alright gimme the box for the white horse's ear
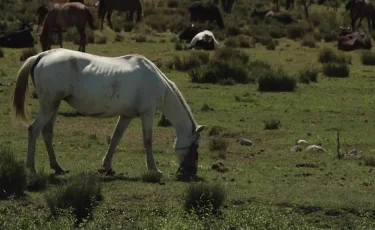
[196,125,206,133]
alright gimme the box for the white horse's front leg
[102,116,133,174]
[141,112,162,175]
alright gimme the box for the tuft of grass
[287,24,306,40]
[172,54,201,71]
[135,35,147,43]
[26,168,49,192]
[0,48,4,58]
[141,171,162,183]
[301,34,317,48]
[209,137,228,152]
[114,33,124,42]
[208,126,225,137]
[45,172,103,222]
[0,148,27,199]
[361,51,375,65]
[201,103,214,112]
[20,48,37,61]
[363,156,375,167]
[298,67,319,84]
[322,63,349,78]
[95,34,107,44]
[264,119,281,130]
[258,68,297,92]
[318,47,351,64]
[184,182,226,216]
[214,47,249,65]
[158,114,172,127]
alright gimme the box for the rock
[291,145,303,152]
[240,138,253,146]
[212,162,229,173]
[305,145,326,152]
[297,139,308,145]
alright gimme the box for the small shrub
[361,51,375,65]
[209,137,228,152]
[20,48,37,61]
[114,33,124,42]
[158,114,172,127]
[199,59,250,84]
[301,34,317,48]
[266,42,276,50]
[0,48,4,58]
[141,171,162,183]
[364,156,375,167]
[45,172,103,222]
[298,67,319,84]
[214,47,249,65]
[123,22,135,32]
[258,68,297,92]
[208,126,225,137]
[95,34,107,44]
[264,119,281,130]
[226,26,242,37]
[201,103,214,112]
[318,47,350,64]
[167,0,179,8]
[225,35,254,48]
[184,182,226,216]
[135,35,147,43]
[287,24,306,40]
[175,41,184,51]
[26,168,49,192]
[172,54,201,71]
[0,148,27,199]
[195,51,210,64]
[322,63,349,78]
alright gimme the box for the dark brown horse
[35,0,85,44]
[346,0,375,31]
[39,2,96,52]
[188,2,225,29]
[98,0,143,30]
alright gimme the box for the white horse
[12,48,205,176]
[188,30,219,50]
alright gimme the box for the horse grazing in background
[188,2,225,29]
[39,2,96,52]
[11,48,206,177]
[179,24,201,41]
[346,0,375,32]
[98,0,143,30]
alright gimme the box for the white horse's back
[33,49,166,118]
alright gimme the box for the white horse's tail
[12,54,42,125]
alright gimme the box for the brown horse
[40,2,96,52]
[98,0,143,30]
[346,0,375,32]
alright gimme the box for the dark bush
[301,34,317,48]
[322,63,349,78]
[0,148,26,199]
[298,67,319,84]
[264,119,281,130]
[361,51,375,65]
[258,68,297,92]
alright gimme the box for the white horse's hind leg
[141,111,162,174]
[26,104,60,173]
[41,106,66,175]
[102,116,133,174]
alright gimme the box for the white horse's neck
[161,82,195,141]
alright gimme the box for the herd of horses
[2,0,375,52]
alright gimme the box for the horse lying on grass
[12,48,206,177]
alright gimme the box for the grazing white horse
[12,48,205,176]
[188,30,219,50]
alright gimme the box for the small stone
[297,139,308,145]
[240,138,253,146]
[305,145,326,152]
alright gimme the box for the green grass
[0,0,374,229]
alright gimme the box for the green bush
[301,34,317,48]
[114,33,124,42]
[318,47,350,64]
[26,168,49,192]
[298,67,319,84]
[184,182,226,216]
[209,137,228,152]
[264,119,281,130]
[361,51,375,65]
[95,34,107,44]
[45,172,103,222]
[141,171,162,183]
[258,68,297,92]
[322,63,350,78]
[214,47,249,65]
[172,54,201,71]
[0,148,26,199]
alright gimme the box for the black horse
[179,24,201,41]
[188,2,225,29]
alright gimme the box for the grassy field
[0,0,375,229]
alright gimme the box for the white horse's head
[173,125,205,176]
